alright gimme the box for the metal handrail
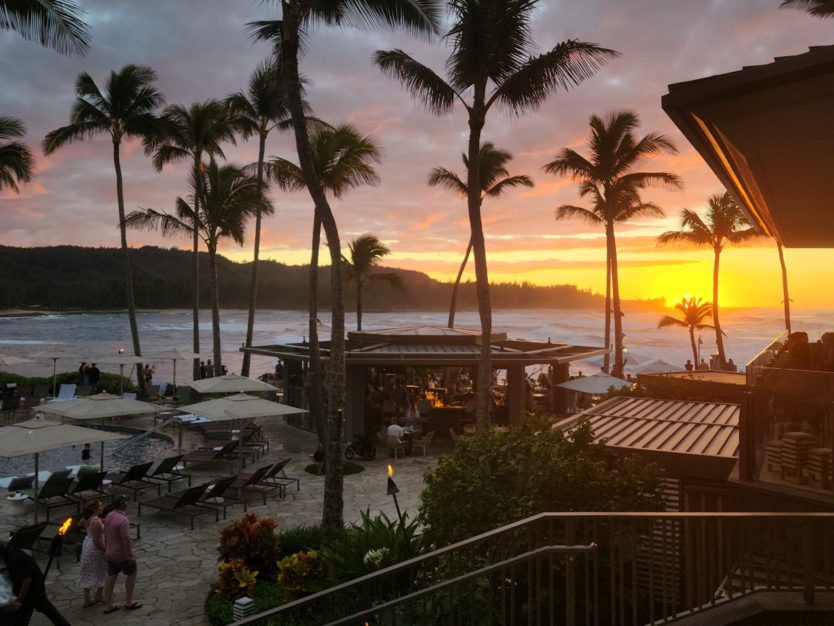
[231,512,834,625]
[112,415,180,454]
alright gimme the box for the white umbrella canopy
[0,354,35,367]
[179,393,305,422]
[631,359,684,375]
[587,351,649,368]
[188,374,278,394]
[38,392,161,420]
[557,374,633,395]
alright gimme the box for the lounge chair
[30,477,76,520]
[45,469,72,484]
[413,431,436,456]
[144,455,191,492]
[261,458,300,497]
[181,440,239,468]
[196,475,241,520]
[7,474,35,493]
[68,471,107,508]
[54,384,76,401]
[107,461,160,501]
[230,465,279,511]
[137,484,218,530]
[8,521,50,559]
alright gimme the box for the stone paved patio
[0,419,441,625]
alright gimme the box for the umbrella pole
[178,419,183,453]
[52,359,57,398]
[173,359,177,400]
[120,364,125,396]
[34,452,39,524]
[100,417,105,471]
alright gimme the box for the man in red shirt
[103,494,141,613]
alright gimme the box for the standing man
[87,363,101,393]
[103,494,141,613]
[0,540,69,625]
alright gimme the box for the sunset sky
[2,1,834,309]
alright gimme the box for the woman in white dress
[77,499,107,607]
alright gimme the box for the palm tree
[777,240,792,334]
[145,100,235,377]
[270,123,381,446]
[545,111,681,378]
[1,0,89,54]
[375,0,616,428]
[43,65,164,392]
[658,297,716,366]
[428,143,533,328]
[125,161,270,376]
[226,59,297,378]
[658,192,757,369]
[781,0,834,17]
[0,116,34,192]
[343,235,401,331]
[248,0,441,531]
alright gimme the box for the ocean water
[0,307,829,382]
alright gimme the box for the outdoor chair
[261,458,300,497]
[387,436,406,459]
[137,484,219,530]
[54,384,76,401]
[230,465,279,511]
[44,469,72,484]
[145,455,191,492]
[413,431,436,456]
[30,476,76,520]
[181,440,240,469]
[8,521,49,559]
[7,474,35,493]
[68,471,107,508]
[107,461,160,501]
[197,475,241,520]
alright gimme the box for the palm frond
[485,174,533,197]
[555,204,602,224]
[0,0,90,54]
[0,117,34,192]
[374,49,458,114]
[42,121,104,154]
[267,157,306,192]
[428,167,467,195]
[123,208,193,239]
[542,147,595,180]
[780,0,834,17]
[306,0,442,40]
[657,315,688,329]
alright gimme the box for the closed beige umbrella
[187,374,278,395]
[0,417,127,522]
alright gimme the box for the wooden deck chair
[107,461,159,501]
[145,455,191,492]
[138,484,218,530]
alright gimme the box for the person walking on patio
[0,540,70,625]
[78,500,107,607]
[103,494,141,613]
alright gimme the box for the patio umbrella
[0,416,127,522]
[94,354,148,394]
[187,374,278,395]
[587,351,649,368]
[178,393,303,421]
[146,348,201,392]
[29,350,74,398]
[630,359,684,375]
[0,354,35,367]
[557,374,633,395]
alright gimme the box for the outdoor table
[6,492,27,512]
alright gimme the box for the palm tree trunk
[241,130,268,378]
[281,5,344,532]
[208,245,222,376]
[191,157,202,380]
[688,326,698,365]
[309,212,325,445]
[112,139,145,394]
[448,238,472,329]
[356,278,363,331]
[777,240,792,334]
[712,247,726,368]
[468,102,492,430]
[607,221,625,378]
[603,252,611,373]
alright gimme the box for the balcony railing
[232,512,834,626]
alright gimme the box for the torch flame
[58,517,73,536]
[387,464,394,478]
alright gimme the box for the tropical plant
[248,0,442,533]
[275,525,328,559]
[216,558,259,599]
[545,111,681,378]
[429,143,533,328]
[226,59,297,378]
[125,161,269,376]
[657,297,717,366]
[0,0,89,54]
[657,192,757,368]
[145,100,235,378]
[276,550,329,601]
[0,116,34,192]
[269,122,380,448]
[342,235,401,331]
[420,418,663,547]
[781,0,834,17]
[375,0,616,427]
[43,65,164,392]
[216,513,281,579]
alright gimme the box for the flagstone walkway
[0,420,440,626]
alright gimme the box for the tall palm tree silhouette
[658,297,717,366]
[658,192,757,368]
[546,111,681,378]
[429,143,533,328]
[44,65,164,391]
[343,235,402,331]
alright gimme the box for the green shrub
[324,510,422,583]
[218,513,281,580]
[277,550,329,601]
[215,558,258,600]
[304,461,364,476]
[419,417,664,547]
[0,370,135,395]
[276,525,328,559]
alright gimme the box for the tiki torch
[386,465,408,543]
[43,516,72,579]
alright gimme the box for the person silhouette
[684,359,694,372]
